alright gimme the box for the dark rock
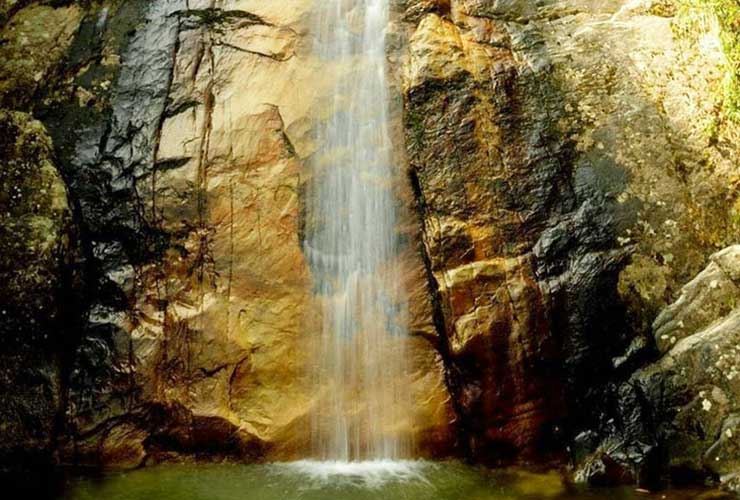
[583,247,740,491]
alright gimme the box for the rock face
[647,247,740,484]
[401,4,572,462]
[2,0,452,468]
[398,0,739,474]
[0,0,739,493]
[62,0,321,465]
[584,247,740,489]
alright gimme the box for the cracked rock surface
[398,0,740,487]
[2,0,453,467]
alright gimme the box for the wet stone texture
[605,247,740,491]
[0,110,77,471]
[3,0,453,469]
[398,0,740,490]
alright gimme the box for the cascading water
[304,0,411,462]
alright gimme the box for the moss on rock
[0,110,75,468]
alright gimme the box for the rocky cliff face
[1,0,739,493]
[398,0,740,486]
[1,0,452,468]
[600,246,740,490]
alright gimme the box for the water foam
[277,460,430,487]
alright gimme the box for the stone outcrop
[398,0,739,475]
[0,2,83,109]
[581,247,740,490]
[401,2,572,462]
[646,247,740,485]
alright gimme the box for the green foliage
[675,0,740,123]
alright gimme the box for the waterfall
[305,0,411,462]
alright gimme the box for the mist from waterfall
[304,0,411,462]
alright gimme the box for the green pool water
[50,461,732,500]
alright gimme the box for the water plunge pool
[38,461,731,500]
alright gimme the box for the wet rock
[0,0,738,481]
[653,247,740,354]
[576,451,636,487]
[98,422,149,469]
[27,0,453,465]
[402,0,739,473]
[591,247,740,490]
[0,3,83,109]
[402,3,571,462]
[639,248,740,488]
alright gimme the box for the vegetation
[675,0,740,123]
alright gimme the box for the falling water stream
[304,0,411,462]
